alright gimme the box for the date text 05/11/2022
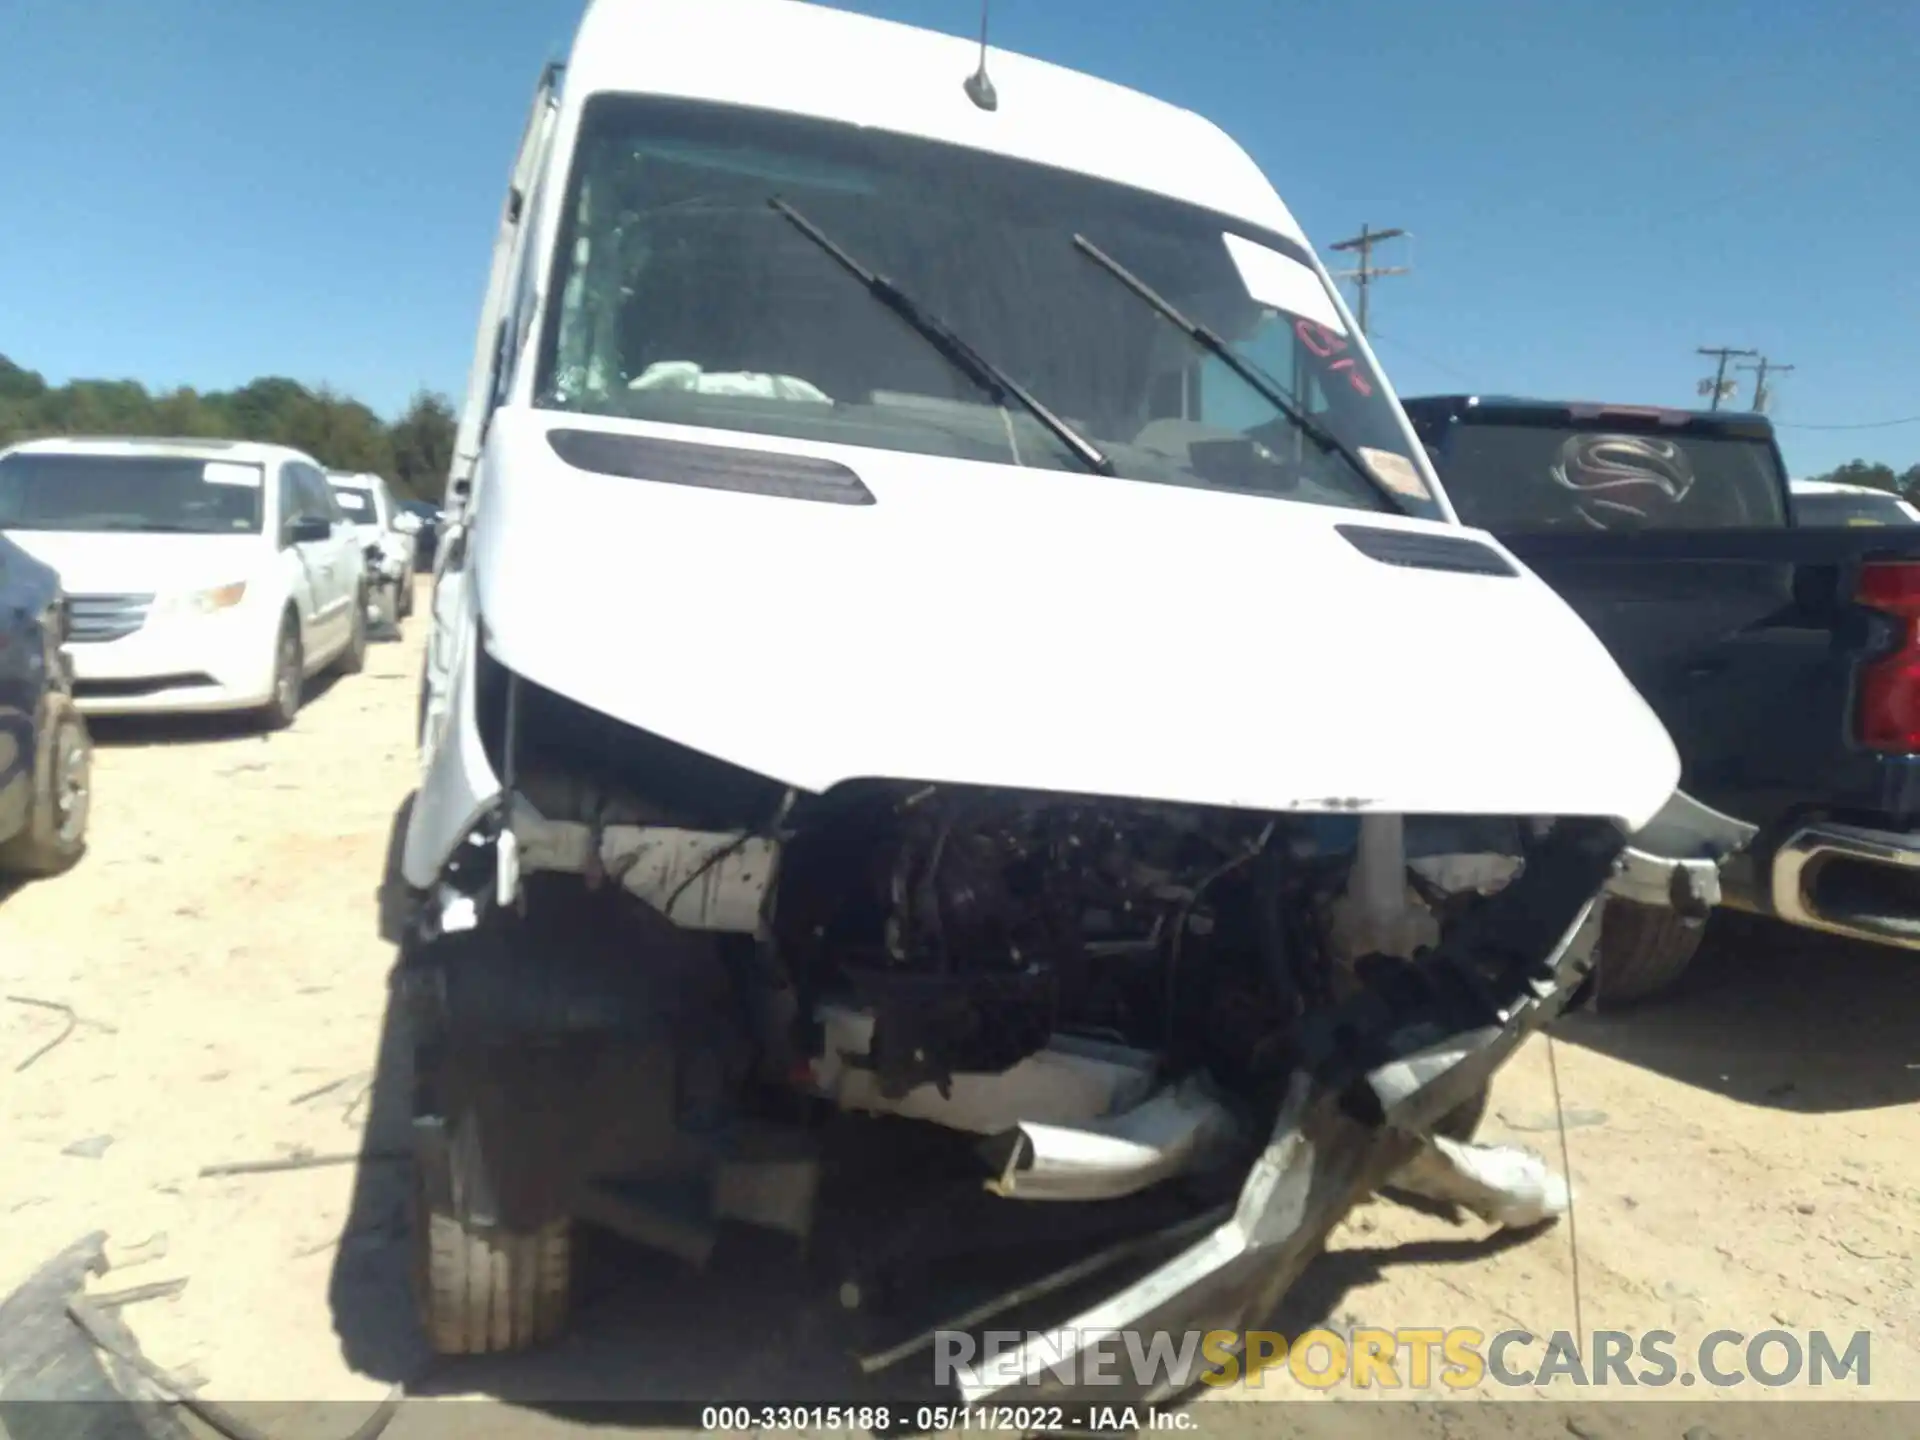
[698,1405,1198,1432]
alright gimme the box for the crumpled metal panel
[952,819,1620,1405]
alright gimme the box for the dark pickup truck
[1401,394,1920,1003]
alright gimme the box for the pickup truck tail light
[1855,561,1920,751]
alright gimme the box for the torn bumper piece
[1604,788,1757,918]
[949,819,1620,1406]
[979,1075,1244,1204]
[1606,843,1721,916]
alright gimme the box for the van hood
[0,529,264,597]
[471,408,1682,831]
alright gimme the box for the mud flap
[952,819,1619,1405]
[0,1232,191,1440]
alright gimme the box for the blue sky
[6,0,1915,476]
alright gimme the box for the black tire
[1592,899,1708,1009]
[397,574,415,620]
[411,1158,573,1356]
[336,588,369,674]
[259,615,304,731]
[1433,1084,1491,1143]
[408,1019,574,1355]
[0,695,91,877]
[404,931,575,1357]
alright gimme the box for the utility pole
[1328,224,1410,335]
[1738,356,1794,414]
[1696,346,1757,410]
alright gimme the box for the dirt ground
[2,581,1914,1437]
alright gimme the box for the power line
[1328,224,1410,335]
[1695,346,1756,410]
[1776,414,1920,431]
[1736,356,1793,414]
[1367,328,1476,385]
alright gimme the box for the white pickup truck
[389,0,1696,1398]
[1789,476,1920,527]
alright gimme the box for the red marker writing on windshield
[1295,318,1374,398]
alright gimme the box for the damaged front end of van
[388,5,1692,1403]
[386,433,1681,1394]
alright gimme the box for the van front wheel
[411,1153,573,1356]
[259,618,303,731]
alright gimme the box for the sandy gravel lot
[2,583,1914,1436]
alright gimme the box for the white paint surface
[546,0,1309,258]
[447,407,1679,837]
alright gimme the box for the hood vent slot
[1335,524,1517,577]
[546,430,876,506]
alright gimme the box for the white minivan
[329,469,419,630]
[0,437,369,728]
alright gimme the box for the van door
[276,463,325,659]
[283,462,348,660]
[421,62,563,758]
[302,463,357,655]
[443,60,565,529]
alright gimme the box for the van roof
[1790,478,1894,497]
[1,435,305,467]
[564,0,1305,246]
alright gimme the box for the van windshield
[0,452,266,534]
[331,485,381,524]
[533,95,1438,519]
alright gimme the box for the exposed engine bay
[415,660,1579,1206]
[769,789,1514,1179]
[395,655,1618,1393]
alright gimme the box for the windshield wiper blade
[1070,233,1400,511]
[770,197,1114,476]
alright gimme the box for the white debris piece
[1395,1134,1573,1229]
[809,1007,1158,1136]
[984,1074,1243,1202]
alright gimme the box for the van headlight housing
[157,582,248,616]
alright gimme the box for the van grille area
[67,593,155,644]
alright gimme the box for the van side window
[314,469,346,524]
[277,465,304,544]
[291,465,336,527]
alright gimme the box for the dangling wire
[1545,1032,1585,1343]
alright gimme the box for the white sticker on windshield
[335,492,368,511]
[202,461,261,487]
[1359,447,1431,501]
[1221,234,1348,334]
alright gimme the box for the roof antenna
[963,0,998,111]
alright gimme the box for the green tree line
[0,354,456,503]
[1802,458,1920,498]
[9,348,1910,509]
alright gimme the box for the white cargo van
[391,0,1693,1397]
